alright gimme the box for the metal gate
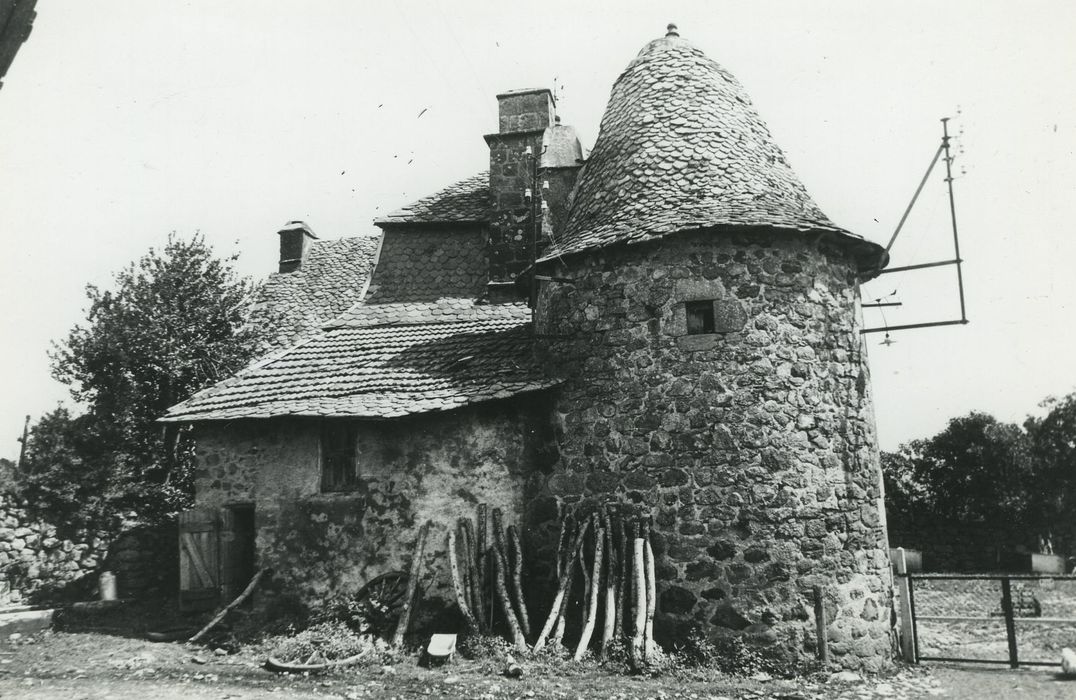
[895,566,1076,668]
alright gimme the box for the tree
[882,412,1033,526]
[40,233,259,519]
[1024,393,1076,552]
[17,406,107,524]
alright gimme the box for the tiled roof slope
[375,172,491,225]
[541,33,871,262]
[365,228,487,303]
[161,302,556,421]
[250,235,380,351]
[330,297,528,328]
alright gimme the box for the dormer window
[686,300,715,335]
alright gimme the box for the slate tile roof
[331,297,530,328]
[250,235,380,352]
[540,33,873,263]
[162,299,554,422]
[375,172,491,225]
[364,228,487,303]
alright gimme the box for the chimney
[277,221,317,273]
[484,88,581,301]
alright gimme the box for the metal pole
[885,144,945,253]
[1000,577,1019,668]
[941,118,968,322]
[878,259,961,275]
[861,319,968,335]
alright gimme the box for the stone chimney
[484,89,582,300]
[277,221,317,273]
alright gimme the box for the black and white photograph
[1,2,1076,698]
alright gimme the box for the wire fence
[904,574,1076,667]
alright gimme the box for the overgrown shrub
[672,628,819,678]
[267,621,395,666]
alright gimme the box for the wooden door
[178,506,220,612]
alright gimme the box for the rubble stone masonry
[193,400,554,620]
[534,229,894,670]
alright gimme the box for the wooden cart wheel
[351,570,410,635]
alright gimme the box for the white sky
[2,1,1075,460]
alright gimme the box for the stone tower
[533,27,893,669]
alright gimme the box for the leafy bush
[268,621,394,666]
[672,628,818,678]
[458,633,512,660]
[313,592,381,636]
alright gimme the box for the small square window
[320,422,358,492]
[686,300,715,335]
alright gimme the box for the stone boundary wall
[0,495,176,604]
[887,517,1040,572]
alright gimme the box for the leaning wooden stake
[461,517,486,632]
[493,544,528,653]
[508,525,531,638]
[630,522,647,670]
[493,508,526,636]
[642,519,657,659]
[392,520,431,648]
[617,513,629,637]
[477,503,488,612]
[553,518,590,647]
[448,529,480,635]
[600,509,617,659]
[189,568,269,644]
[555,512,572,579]
[533,517,589,653]
[456,520,474,612]
[574,517,605,661]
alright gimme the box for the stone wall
[192,397,555,619]
[533,229,894,670]
[0,495,175,604]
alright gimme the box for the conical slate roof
[541,29,871,262]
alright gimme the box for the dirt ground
[2,630,1075,700]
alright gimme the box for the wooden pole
[1001,577,1019,669]
[456,520,474,611]
[493,545,528,653]
[448,529,480,635]
[813,585,829,665]
[617,513,628,637]
[894,547,917,663]
[642,519,656,660]
[461,517,486,632]
[555,512,572,580]
[630,523,646,670]
[508,525,531,638]
[600,509,617,659]
[533,518,588,653]
[574,517,604,661]
[189,568,268,644]
[493,509,526,635]
[392,520,431,648]
[477,503,488,618]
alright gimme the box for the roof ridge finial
[666,23,679,38]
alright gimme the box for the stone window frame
[319,421,359,492]
[685,299,717,335]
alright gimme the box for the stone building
[164,27,894,668]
